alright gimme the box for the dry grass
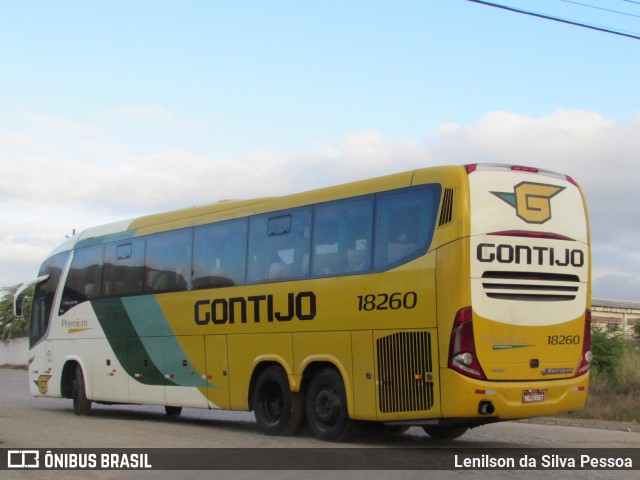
[561,345,640,423]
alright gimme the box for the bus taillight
[511,165,539,173]
[577,309,592,376]
[448,307,486,380]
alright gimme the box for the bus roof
[65,168,438,251]
[45,163,581,258]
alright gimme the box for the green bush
[590,327,625,377]
[0,284,32,341]
[562,333,640,421]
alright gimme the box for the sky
[1,0,640,301]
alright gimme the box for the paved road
[1,368,638,480]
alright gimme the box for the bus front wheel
[305,368,356,441]
[72,366,92,416]
[252,366,304,436]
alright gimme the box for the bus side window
[374,185,441,271]
[103,238,145,297]
[248,207,312,284]
[193,219,248,289]
[145,229,192,293]
[60,245,104,314]
[312,196,374,276]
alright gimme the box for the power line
[468,0,640,40]
[558,0,640,19]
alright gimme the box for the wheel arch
[247,356,355,417]
[300,358,354,418]
[60,357,88,400]
[247,356,354,415]
[247,360,289,410]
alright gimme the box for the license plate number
[523,390,545,403]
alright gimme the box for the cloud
[423,109,640,301]
[592,274,640,302]
[22,113,98,135]
[99,105,205,126]
[1,108,639,300]
[428,109,640,246]
[283,131,431,192]
[430,109,615,168]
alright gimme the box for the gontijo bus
[14,164,591,441]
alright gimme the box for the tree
[590,327,625,377]
[0,284,32,340]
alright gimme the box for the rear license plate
[523,390,545,404]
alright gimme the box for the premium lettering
[477,243,585,268]
[194,291,316,326]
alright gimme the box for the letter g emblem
[492,182,565,224]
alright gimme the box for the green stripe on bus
[122,296,214,388]
[91,296,216,389]
[91,297,172,387]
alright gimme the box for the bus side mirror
[14,292,24,318]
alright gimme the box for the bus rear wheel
[422,426,468,440]
[72,367,92,416]
[253,366,304,436]
[305,368,356,441]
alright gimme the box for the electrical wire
[468,0,640,40]
[558,0,640,19]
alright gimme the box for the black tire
[72,366,92,416]
[305,368,356,441]
[360,422,411,436]
[422,426,468,440]
[165,406,183,416]
[253,366,304,436]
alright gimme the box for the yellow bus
[15,164,591,441]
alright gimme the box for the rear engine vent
[438,188,454,226]
[376,331,434,413]
[482,271,580,301]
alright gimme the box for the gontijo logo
[492,182,565,224]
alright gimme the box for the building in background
[592,299,640,338]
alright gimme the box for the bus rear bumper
[440,369,590,421]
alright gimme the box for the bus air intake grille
[481,271,580,301]
[438,188,454,226]
[376,331,434,413]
